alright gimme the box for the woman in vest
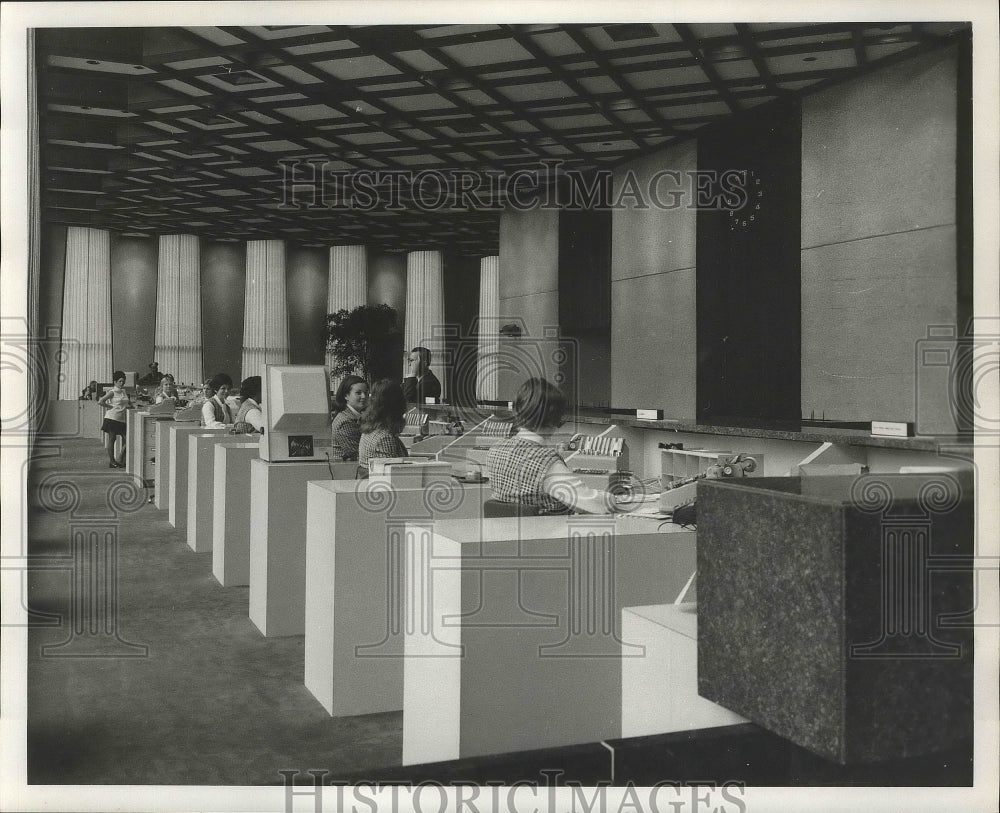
[201,373,233,428]
[330,375,368,460]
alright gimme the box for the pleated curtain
[476,255,500,401]
[242,239,289,377]
[404,250,445,398]
[153,234,203,386]
[27,30,43,434]
[57,227,112,399]
[326,245,368,378]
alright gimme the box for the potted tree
[325,303,402,382]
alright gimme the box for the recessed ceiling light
[605,98,638,112]
[803,56,818,62]
[213,70,268,87]
[603,24,657,43]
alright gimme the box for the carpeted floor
[26,437,402,785]
[23,437,974,789]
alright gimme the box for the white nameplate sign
[871,421,912,437]
[636,409,664,421]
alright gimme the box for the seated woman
[330,375,368,461]
[201,373,234,428]
[358,379,408,468]
[154,374,179,403]
[486,377,616,515]
[97,370,131,468]
[232,376,263,434]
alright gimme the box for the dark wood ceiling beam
[673,24,742,116]
[559,26,684,144]
[733,23,784,97]
[320,25,587,169]
[173,27,502,174]
[503,25,657,151]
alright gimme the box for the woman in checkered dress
[358,379,408,468]
[486,377,615,514]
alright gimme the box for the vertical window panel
[58,227,111,399]
[154,234,203,386]
[242,239,289,377]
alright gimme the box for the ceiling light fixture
[603,23,658,43]
[605,98,639,112]
[439,77,473,92]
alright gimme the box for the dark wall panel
[443,254,481,406]
[697,101,802,423]
[200,240,246,384]
[109,235,158,377]
[559,209,611,407]
[287,245,328,365]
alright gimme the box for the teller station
[125,363,974,771]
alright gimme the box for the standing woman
[330,375,368,461]
[358,379,407,468]
[97,371,131,468]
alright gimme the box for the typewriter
[399,408,430,449]
[566,434,631,490]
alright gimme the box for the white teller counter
[248,458,358,637]
[304,476,490,717]
[212,439,260,587]
[402,514,696,765]
[187,432,240,553]
[167,425,228,530]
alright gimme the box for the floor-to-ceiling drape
[326,245,368,379]
[476,255,500,401]
[242,239,289,377]
[404,250,445,397]
[58,227,112,399]
[154,234,203,386]
[27,29,42,434]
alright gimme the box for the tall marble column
[404,250,445,397]
[154,234,202,386]
[326,245,368,378]
[242,239,289,377]
[476,255,500,401]
[58,227,112,398]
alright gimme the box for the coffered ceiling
[36,21,970,256]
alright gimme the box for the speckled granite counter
[416,403,971,454]
[696,473,974,764]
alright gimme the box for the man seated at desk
[402,346,441,405]
[138,361,165,386]
[486,377,617,515]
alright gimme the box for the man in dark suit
[138,361,164,386]
[402,346,441,404]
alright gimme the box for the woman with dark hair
[232,375,263,434]
[97,370,131,468]
[201,372,234,428]
[330,375,368,461]
[486,377,615,514]
[358,379,407,467]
